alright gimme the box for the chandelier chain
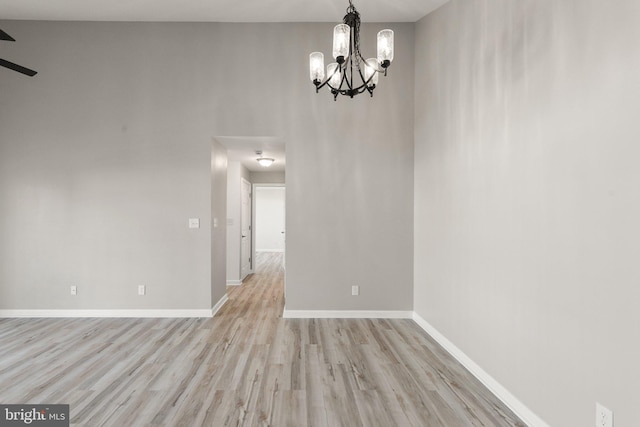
[344,3,363,68]
[347,0,355,14]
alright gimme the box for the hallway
[207,251,525,426]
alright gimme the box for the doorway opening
[252,184,285,274]
[217,136,285,287]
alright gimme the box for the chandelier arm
[355,49,385,74]
[315,61,382,95]
[315,79,330,91]
[335,79,370,96]
[338,63,350,92]
[316,63,343,91]
[328,60,374,96]
[344,57,355,93]
[356,64,375,88]
[327,62,349,92]
[337,84,369,96]
[357,53,375,73]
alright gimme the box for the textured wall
[413,1,640,425]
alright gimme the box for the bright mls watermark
[0,405,69,426]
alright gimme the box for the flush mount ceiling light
[309,0,394,100]
[256,151,275,167]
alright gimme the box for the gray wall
[0,20,414,313]
[0,21,214,310]
[285,24,415,312]
[413,1,640,426]
[250,171,285,184]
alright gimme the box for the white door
[241,178,252,280]
[255,187,286,253]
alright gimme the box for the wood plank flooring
[0,252,525,426]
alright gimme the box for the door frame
[251,183,286,272]
[241,177,253,280]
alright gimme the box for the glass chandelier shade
[327,62,342,87]
[364,58,379,87]
[377,29,394,65]
[309,52,325,82]
[332,24,350,61]
[309,0,394,100]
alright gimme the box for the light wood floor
[0,252,525,426]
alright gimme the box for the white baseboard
[226,280,242,286]
[0,309,214,318]
[282,309,413,319]
[256,249,284,253]
[210,294,228,316]
[412,312,549,427]
[0,295,230,319]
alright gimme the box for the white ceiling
[0,0,448,23]
[216,136,286,173]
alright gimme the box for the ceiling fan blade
[0,58,37,76]
[0,29,16,41]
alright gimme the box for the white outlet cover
[351,285,359,296]
[596,402,613,427]
[138,285,146,296]
[189,218,200,229]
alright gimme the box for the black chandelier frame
[312,0,391,100]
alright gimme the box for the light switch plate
[189,218,200,229]
[596,402,613,427]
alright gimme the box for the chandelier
[309,0,394,100]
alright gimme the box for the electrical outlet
[351,285,359,296]
[138,285,146,296]
[70,285,77,296]
[596,403,613,427]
